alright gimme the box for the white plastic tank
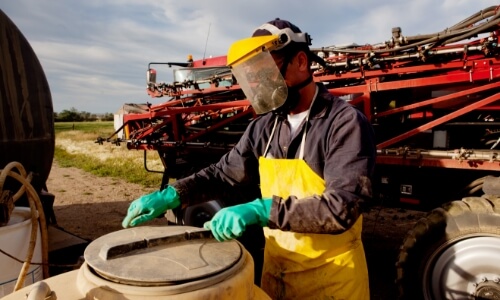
[0,207,42,297]
[2,226,270,299]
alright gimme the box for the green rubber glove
[204,198,272,242]
[122,186,180,228]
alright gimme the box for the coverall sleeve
[170,120,262,208]
[268,107,376,234]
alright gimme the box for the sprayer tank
[0,9,55,193]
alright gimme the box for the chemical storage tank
[2,226,271,299]
[0,9,55,195]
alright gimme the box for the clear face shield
[231,51,288,114]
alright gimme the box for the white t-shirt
[287,110,309,136]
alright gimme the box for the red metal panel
[183,109,254,142]
[377,93,500,149]
[192,55,227,67]
[316,58,500,83]
[370,68,500,91]
[377,155,500,171]
[375,81,500,118]
[123,100,251,122]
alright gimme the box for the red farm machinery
[101,6,500,299]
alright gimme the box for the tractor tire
[182,200,223,228]
[396,195,500,300]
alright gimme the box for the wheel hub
[474,280,500,299]
[425,236,500,299]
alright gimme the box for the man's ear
[296,51,310,71]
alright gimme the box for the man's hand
[122,186,180,228]
[204,198,272,242]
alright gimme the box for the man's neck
[289,83,317,115]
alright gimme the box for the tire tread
[396,195,500,299]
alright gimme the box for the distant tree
[101,113,114,121]
[57,107,82,122]
[54,108,114,122]
[80,111,98,121]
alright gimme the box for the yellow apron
[258,114,370,300]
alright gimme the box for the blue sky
[3,0,500,113]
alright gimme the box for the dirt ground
[46,161,427,299]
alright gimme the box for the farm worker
[122,18,376,300]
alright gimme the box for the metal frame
[100,17,500,176]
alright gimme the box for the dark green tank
[0,9,54,194]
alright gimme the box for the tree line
[54,107,114,122]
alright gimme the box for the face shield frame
[226,27,311,114]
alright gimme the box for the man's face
[272,54,285,67]
[271,53,285,73]
[271,52,301,87]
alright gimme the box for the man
[122,18,376,300]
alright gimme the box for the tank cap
[84,226,242,286]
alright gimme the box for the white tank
[2,226,270,299]
[0,207,42,297]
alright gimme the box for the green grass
[55,121,115,136]
[54,122,163,188]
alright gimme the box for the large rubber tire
[182,200,223,228]
[396,195,500,300]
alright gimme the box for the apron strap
[264,86,319,159]
[264,117,279,158]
